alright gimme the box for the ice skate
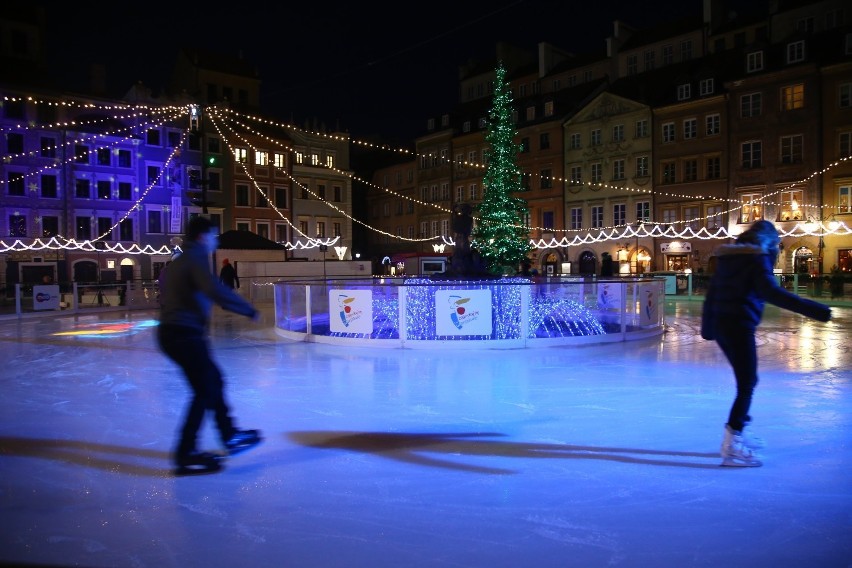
[175,451,225,476]
[720,425,762,467]
[225,429,263,456]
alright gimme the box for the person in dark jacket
[158,217,262,475]
[219,258,239,289]
[701,220,831,467]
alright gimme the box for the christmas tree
[472,62,532,275]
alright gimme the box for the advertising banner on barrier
[33,285,60,311]
[329,290,373,334]
[435,289,492,336]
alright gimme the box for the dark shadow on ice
[288,431,723,473]
[0,436,172,477]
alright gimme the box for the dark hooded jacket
[159,240,257,331]
[701,243,830,339]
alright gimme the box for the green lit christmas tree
[472,62,532,275]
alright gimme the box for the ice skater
[157,216,262,475]
[701,220,831,467]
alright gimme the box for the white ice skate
[721,425,762,467]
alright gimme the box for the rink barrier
[273,276,667,349]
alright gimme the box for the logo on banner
[329,290,374,334]
[336,294,361,327]
[435,289,492,335]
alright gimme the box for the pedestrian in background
[701,220,831,467]
[157,217,261,475]
[219,258,239,290]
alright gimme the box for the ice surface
[0,301,849,567]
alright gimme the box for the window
[456,186,463,201]
[779,189,804,221]
[97,217,112,239]
[612,159,625,180]
[706,114,720,136]
[613,203,626,226]
[316,222,325,238]
[118,149,131,168]
[706,156,721,179]
[148,210,163,234]
[741,141,762,168]
[256,186,269,208]
[662,162,676,184]
[539,132,550,150]
[570,208,582,230]
[840,83,852,108]
[235,184,249,206]
[75,216,91,240]
[41,174,58,198]
[747,51,764,73]
[839,185,851,213]
[700,78,714,95]
[706,205,723,229]
[662,44,673,65]
[119,218,133,241]
[591,206,604,229]
[787,40,805,63]
[683,206,700,231]
[781,84,804,110]
[97,180,111,199]
[146,129,161,146]
[540,169,552,189]
[683,118,697,139]
[636,201,650,223]
[75,178,90,198]
[796,17,814,33]
[544,101,554,117]
[591,163,602,183]
[570,166,582,185]
[611,124,624,143]
[635,156,649,177]
[677,84,691,100]
[780,135,803,164]
[635,119,648,138]
[255,150,269,166]
[542,211,554,230]
[41,216,59,237]
[525,106,535,121]
[683,159,698,182]
[570,133,581,149]
[681,39,693,60]
[235,147,248,163]
[662,122,675,143]
[740,193,763,223]
[590,129,601,146]
[662,209,676,224]
[40,137,56,158]
[147,165,160,186]
[644,49,655,71]
[274,186,287,208]
[469,184,477,201]
[626,54,638,75]
[841,132,852,158]
[74,144,89,163]
[741,93,762,117]
[318,184,326,200]
[9,214,27,237]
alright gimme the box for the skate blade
[721,456,762,467]
[174,457,225,476]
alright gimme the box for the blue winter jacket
[701,243,830,339]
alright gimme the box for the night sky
[33,0,709,145]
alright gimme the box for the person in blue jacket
[158,216,262,475]
[701,220,831,467]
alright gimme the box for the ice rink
[1,300,850,567]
